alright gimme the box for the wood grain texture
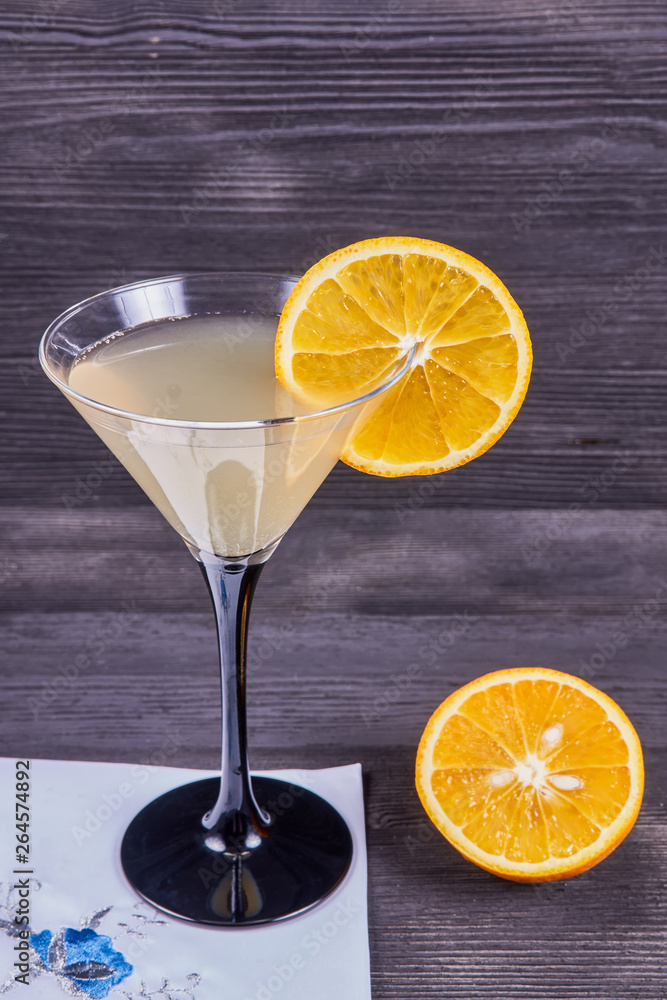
[1,1,666,997]
[1,1,667,507]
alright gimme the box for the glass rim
[39,270,415,430]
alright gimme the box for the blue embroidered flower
[30,927,133,998]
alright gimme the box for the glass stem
[197,549,273,853]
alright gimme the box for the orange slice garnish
[276,237,532,476]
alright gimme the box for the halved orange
[275,237,532,477]
[416,668,644,882]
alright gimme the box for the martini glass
[39,272,412,926]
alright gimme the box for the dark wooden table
[2,1,666,996]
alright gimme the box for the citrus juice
[68,315,352,557]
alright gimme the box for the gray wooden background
[1,1,666,997]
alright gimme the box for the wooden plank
[2,609,665,753]
[3,506,667,614]
[0,2,665,510]
[366,744,666,1000]
[2,1,667,996]
[2,607,665,997]
[2,505,666,754]
[0,405,665,508]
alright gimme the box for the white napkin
[0,758,371,999]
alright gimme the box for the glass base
[120,777,353,925]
